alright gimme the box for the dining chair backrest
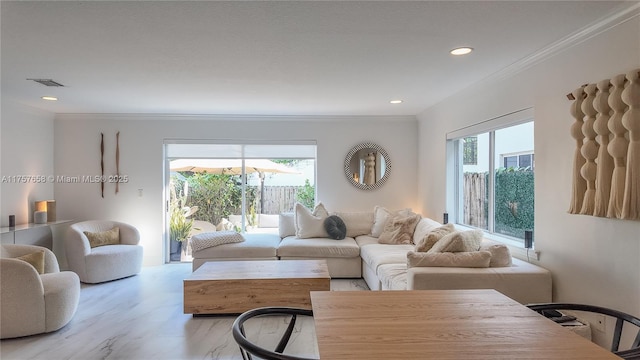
[527,303,640,359]
[232,307,318,360]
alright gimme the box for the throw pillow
[480,243,513,267]
[412,217,442,245]
[84,227,120,248]
[16,250,45,274]
[371,206,412,238]
[190,231,245,252]
[295,202,330,239]
[378,212,421,245]
[324,215,347,240]
[332,211,374,237]
[406,250,491,268]
[279,212,296,238]
[414,223,455,252]
[427,229,483,253]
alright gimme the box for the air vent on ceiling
[27,78,65,87]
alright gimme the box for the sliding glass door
[163,141,316,262]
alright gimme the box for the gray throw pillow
[324,215,347,240]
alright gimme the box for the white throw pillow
[295,202,330,239]
[412,217,442,245]
[279,212,296,238]
[371,206,411,238]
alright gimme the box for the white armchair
[66,220,143,283]
[1,244,80,339]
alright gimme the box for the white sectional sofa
[191,205,552,304]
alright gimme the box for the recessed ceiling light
[41,96,58,101]
[450,47,473,56]
[390,100,403,104]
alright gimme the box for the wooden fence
[252,186,301,214]
[260,179,486,224]
[463,173,487,229]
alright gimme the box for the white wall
[417,13,640,334]
[54,115,418,266]
[1,100,55,226]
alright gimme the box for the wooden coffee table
[184,259,330,315]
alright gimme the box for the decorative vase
[34,211,47,224]
[170,240,182,261]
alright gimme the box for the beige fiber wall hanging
[568,68,640,220]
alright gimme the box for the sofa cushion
[192,233,280,259]
[377,263,408,290]
[277,236,360,258]
[414,223,455,252]
[332,211,373,237]
[324,216,347,240]
[279,212,296,238]
[378,212,421,245]
[427,229,483,253]
[371,206,412,238]
[407,250,491,268]
[412,217,442,245]
[360,243,414,271]
[354,235,379,247]
[295,203,330,239]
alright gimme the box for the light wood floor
[0,263,369,360]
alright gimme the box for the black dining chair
[527,303,640,360]
[232,307,319,360]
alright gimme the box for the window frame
[445,108,534,247]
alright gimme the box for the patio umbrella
[169,158,300,175]
[170,158,301,212]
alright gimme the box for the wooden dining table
[310,289,619,359]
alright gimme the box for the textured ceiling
[0,1,631,116]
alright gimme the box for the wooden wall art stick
[101,132,105,198]
[607,74,629,218]
[621,69,640,220]
[579,83,599,215]
[568,86,587,214]
[116,131,120,194]
[593,79,613,217]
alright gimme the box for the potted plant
[169,179,198,261]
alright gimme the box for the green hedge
[173,173,312,226]
[491,168,534,239]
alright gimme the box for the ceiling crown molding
[487,2,640,83]
[54,113,417,123]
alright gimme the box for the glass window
[450,121,534,243]
[519,154,532,169]
[463,137,478,165]
[503,156,517,169]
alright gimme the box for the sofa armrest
[406,258,552,304]
[66,225,92,256]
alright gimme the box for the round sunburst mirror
[344,142,391,190]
